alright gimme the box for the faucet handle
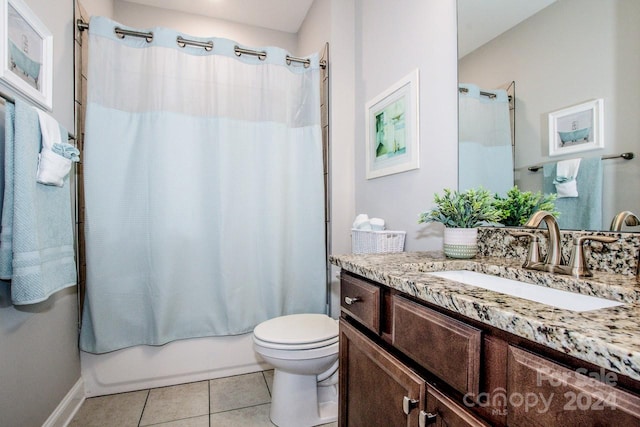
[567,235,619,278]
[511,231,543,268]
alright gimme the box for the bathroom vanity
[332,246,640,426]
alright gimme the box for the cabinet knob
[402,396,419,415]
[419,411,437,427]
[344,296,361,305]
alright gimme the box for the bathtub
[81,333,269,397]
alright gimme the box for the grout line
[137,389,150,427]
[208,378,212,427]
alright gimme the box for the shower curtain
[458,83,513,196]
[80,17,326,354]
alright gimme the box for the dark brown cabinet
[339,271,640,427]
[340,319,426,427]
[507,345,640,426]
[392,296,482,398]
[340,273,491,427]
[426,386,489,427]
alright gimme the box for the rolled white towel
[553,158,581,198]
[353,214,371,230]
[35,109,72,187]
[370,218,385,231]
[37,149,71,187]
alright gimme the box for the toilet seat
[253,313,338,349]
[253,335,338,351]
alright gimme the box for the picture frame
[0,0,52,110]
[548,99,603,157]
[365,69,419,179]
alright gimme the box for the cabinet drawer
[507,345,640,426]
[340,273,381,334]
[426,385,490,427]
[392,296,481,397]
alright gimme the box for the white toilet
[253,313,339,427]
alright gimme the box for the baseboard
[42,378,85,427]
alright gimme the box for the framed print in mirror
[548,99,603,157]
[365,69,419,179]
[0,0,52,110]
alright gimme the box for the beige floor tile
[145,414,209,427]
[262,369,274,394]
[209,403,276,427]
[317,423,338,427]
[139,381,209,426]
[68,390,148,427]
[210,372,271,413]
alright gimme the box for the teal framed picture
[365,69,419,179]
[548,99,604,157]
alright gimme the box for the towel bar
[527,152,634,172]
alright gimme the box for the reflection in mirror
[457,0,640,231]
[458,83,514,196]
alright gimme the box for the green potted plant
[493,186,559,227]
[418,187,501,258]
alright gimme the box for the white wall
[459,0,640,229]
[354,0,458,251]
[298,0,356,317]
[114,0,298,53]
[81,0,114,18]
[0,1,79,425]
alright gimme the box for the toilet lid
[253,314,338,345]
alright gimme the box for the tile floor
[69,370,338,427]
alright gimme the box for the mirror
[457,0,640,232]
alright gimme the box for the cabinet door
[507,345,640,426]
[426,385,490,427]
[340,319,425,427]
[392,296,481,398]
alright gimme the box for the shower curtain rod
[76,19,327,69]
[459,87,497,98]
[0,91,76,140]
[527,152,635,172]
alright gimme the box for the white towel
[352,214,372,230]
[553,158,581,198]
[35,109,72,187]
[370,218,385,231]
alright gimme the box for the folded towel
[553,158,581,198]
[35,109,75,187]
[543,157,602,230]
[0,100,77,304]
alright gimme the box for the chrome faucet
[610,211,640,231]
[519,211,618,277]
[524,211,563,269]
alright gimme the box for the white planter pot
[443,227,478,259]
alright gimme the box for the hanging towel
[553,158,581,198]
[35,109,76,187]
[543,156,603,230]
[0,100,77,304]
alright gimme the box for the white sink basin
[427,270,623,312]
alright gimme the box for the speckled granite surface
[330,251,640,382]
[478,227,640,276]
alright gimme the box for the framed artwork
[0,0,53,110]
[365,69,419,179]
[548,99,604,157]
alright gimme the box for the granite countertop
[330,251,640,382]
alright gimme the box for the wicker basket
[351,229,406,254]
